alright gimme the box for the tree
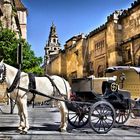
[0,26,43,75]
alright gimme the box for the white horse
[0,60,71,134]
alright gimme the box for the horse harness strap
[28,73,36,89]
[27,74,67,101]
[45,74,66,98]
[7,69,67,102]
[28,73,36,103]
[6,70,36,96]
[18,86,68,103]
[7,70,21,93]
[28,73,63,96]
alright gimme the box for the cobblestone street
[0,103,140,140]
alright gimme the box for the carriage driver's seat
[102,80,126,103]
[102,80,118,95]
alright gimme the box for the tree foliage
[0,26,43,75]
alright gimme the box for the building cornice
[120,33,140,45]
[88,24,107,38]
[13,0,27,11]
[119,0,140,20]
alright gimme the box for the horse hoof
[58,128,67,132]
[16,129,22,133]
[58,128,61,132]
[20,130,27,135]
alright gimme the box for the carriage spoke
[103,119,110,128]
[69,114,77,121]
[81,116,88,123]
[94,109,100,115]
[117,114,121,122]
[102,120,106,131]
[73,115,79,124]
[115,109,130,124]
[106,117,113,122]
[121,114,124,123]
[68,111,89,128]
[93,118,100,127]
[104,107,112,115]
[84,116,88,119]
[124,115,127,119]
[91,117,99,122]
[124,114,127,120]
[98,120,102,131]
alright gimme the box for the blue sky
[22,0,135,58]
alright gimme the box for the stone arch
[97,65,104,77]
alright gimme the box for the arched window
[97,65,104,77]
[128,49,131,61]
[53,38,56,43]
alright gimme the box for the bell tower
[44,23,61,65]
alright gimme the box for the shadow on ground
[0,124,60,132]
[0,126,17,132]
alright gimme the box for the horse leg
[16,101,25,132]
[16,98,29,134]
[21,98,29,134]
[57,101,68,132]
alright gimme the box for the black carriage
[67,76,131,134]
[105,66,140,118]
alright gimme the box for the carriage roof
[105,66,140,74]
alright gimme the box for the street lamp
[10,35,22,114]
[17,34,22,70]
[17,42,22,69]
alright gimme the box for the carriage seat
[102,80,131,99]
[102,80,116,95]
[102,80,131,109]
[118,89,131,99]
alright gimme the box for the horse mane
[4,63,18,72]
[4,63,27,76]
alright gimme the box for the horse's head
[0,59,6,83]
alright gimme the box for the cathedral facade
[45,0,140,79]
[44,0,140,98]
[0,0,27,39]
[0,0,27,102]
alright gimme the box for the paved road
[0,103,140,140]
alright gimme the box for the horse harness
[6,70,21,93]
[6,69,67,103]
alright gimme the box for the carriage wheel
[68,109,89,128]
[115,109,130,124]
[89,101,116,134]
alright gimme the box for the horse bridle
[0,64,6,84]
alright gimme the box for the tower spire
[49,22,58,41]
[44,23,61,66]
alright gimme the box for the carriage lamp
[119,73,126,88]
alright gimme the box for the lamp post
[119,73,126,89]
[10,0,23,114]
[10,35,22,114]
[17,42,22,69]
